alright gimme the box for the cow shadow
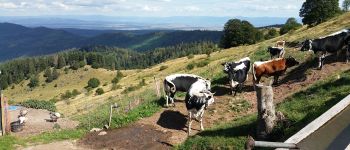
[211,84,255,96]
[157,110,187,131]
[211,85,231,96]
[281,53,343,84]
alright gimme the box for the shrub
[96,88,105,95]
[61,90,72,99]
[28,76,39,88]
[187,54,194,59]
[87,78,100,88]
[159,65,168,71]
[72,89,81,96]
[20,99,56,112]
[139,79,146,87]
[186,63,195,70]
[196,59,210,67]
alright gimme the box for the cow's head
[300,39,313,51]
[199,90,215,109]
[286,56,299,67]
[204,78,211,91]
[221,62,231,73]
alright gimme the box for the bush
[28,76,39,88]
[112,70,124,84]
[139,79,146,87]
[87,78,100,88]
[187,54,194,59]
[196,59,210,68]
[186,63,195,70]
[72,89,81,96]
[20,99,56,112]
[159,65,168,71]
[61,90,72,99]
[96,88,105,95]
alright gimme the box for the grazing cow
[222,57,251,96]
[163,74,211,107]
[267,46,285,59]
[300,29,350,69]
[275,40,286,48]
[253,57,299,85]
[185,81,215,136]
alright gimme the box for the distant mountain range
[0,23,222,61]
[0,16,301,30]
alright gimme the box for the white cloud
[142,5,161,12]
[0,2,19,9]
[0,0,306,17]
[184,6,201,12]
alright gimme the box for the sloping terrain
[5,12,350,150]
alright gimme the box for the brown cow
[253,57,299,85]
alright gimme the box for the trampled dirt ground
[21,56,350,150]
[9,108,79,137]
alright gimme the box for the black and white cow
[222,57,251,96]
[185,81,215,136]
[163,74,211,107]
[300,29,350,69]
[267,46,285,59]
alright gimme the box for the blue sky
[0,0,344,17]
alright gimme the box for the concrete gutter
[282,94,350,146]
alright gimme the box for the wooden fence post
[154,76,161,98]
[0,94,4,136]
[4,97,9,134]
[255,84,276,140]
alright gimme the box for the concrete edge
[284,94,350,144]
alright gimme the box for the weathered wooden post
[154,76,161,98]
[0,93,4,136]
[255,83,276,139]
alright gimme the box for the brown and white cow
[252,57,299,85]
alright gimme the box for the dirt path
[22,58,350,150]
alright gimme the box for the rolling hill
[0,22,222,61]
[2,12,350,150]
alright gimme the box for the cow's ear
[221,62,226,66]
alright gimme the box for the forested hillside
[0,23,222,61]
[0,41,218,90]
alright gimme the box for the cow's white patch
[230,80,239,88]
[234,63,246,71]
[254,58,282,67]
[237,57,250,62]
[319,29,349,39]
[308,40,313,51]
[188,81,208,96]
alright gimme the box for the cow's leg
[165,95,169,107]
[187,112,193,136]
[273,75,279,85]
[318,53,326,69]
[199,111,205,131]
[170,92,176,107]
[347,46,350,63]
